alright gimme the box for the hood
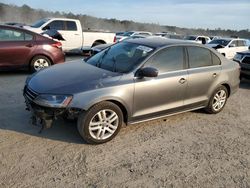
[28,60,122,94]
[237,50,250,56]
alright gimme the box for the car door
[133,46,188,119]
[185,46,222,106]
[237,40,248,53]
[45,20,82,51]
[227,40,238,59]
[0,28,35,68]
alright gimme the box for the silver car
[24,38,240,144]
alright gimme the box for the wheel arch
[106,99,128,124]
[92,40,106,47]
[221,83,231,97]
[81,98,130,124]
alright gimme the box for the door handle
[212,73,217,78]
[179,78,186,84]
[74,34,80,35]
[25,44,33,48]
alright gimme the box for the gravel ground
[0,57,250,187]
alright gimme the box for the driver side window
[145,46,184,74]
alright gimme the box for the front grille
[241,56,250,65]
[24,86,38,101]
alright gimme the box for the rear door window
[187,46,213,68]
[0,29,24,41]
[24,33,33,41]
[211,52,221,65]
[238,40,246,47]
[145,46,184,73]
[66,21,77,31]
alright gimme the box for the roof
[0,24,34,34]
[214,38,246,41]
[126,37,200,48]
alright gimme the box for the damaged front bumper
[23,86,79,132]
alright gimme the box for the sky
[1,0,250,30]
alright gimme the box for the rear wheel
[30,55,51,72]
[77,101,123,144]
[205,86,228,114]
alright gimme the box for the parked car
[0,25,65,72]
[23,18,116,52]
[115,31,152,42]
[24,38,240,144]
[116,32,124,36]
[4,22,26,27]
[209,36,221,40]
[207,38,248,59]
[91,43,113,56]
[184,35,211,44]
[233,50,250,80]
[91,35,148,55]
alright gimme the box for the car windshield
[208,39,231,46]
[31,18,50,28]
[86,42,155,73]
[184,36,197,40]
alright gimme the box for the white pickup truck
[23,18,115,52]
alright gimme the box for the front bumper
[234,59,250,79]
[240,63,250,78]
[23,86,66,129]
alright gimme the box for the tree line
[0,3,249,38]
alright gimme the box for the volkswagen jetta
[24,38,240,144]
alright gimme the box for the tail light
[51,41,62,49]
[113,36,116,43]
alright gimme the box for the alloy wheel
[33,58,50,71]
[89,109,119,140]
[212,89,227,111]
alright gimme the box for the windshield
[184,36,197,40]
[86,42,155,73]
[208,39,231,46]
[31,18,50,28]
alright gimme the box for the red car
[0,25,65,72]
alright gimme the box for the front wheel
[77,102,123,144]
[205,86,228,114]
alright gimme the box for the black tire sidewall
[30,55,51,72]
[77,102,123,144]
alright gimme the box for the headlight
[234,53,243,61]
[34,94,73,108]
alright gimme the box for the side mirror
[229,44,236,48]
[42,25,50,30]
[135,67,158,78]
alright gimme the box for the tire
[30,55,51,72]
[77,101,123,144]
[205,85,228,114]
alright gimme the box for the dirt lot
[0,57,250,187]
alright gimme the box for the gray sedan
[24,38,240,144]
